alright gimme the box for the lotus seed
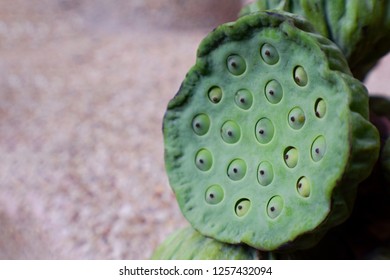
[192,114,210,136]
[260,43,279,65]
[227,54,246,75]
[221,121,241,144]
[267,196,284,219]
[288,107,305,130]
[293,66,308,87]
[315,99,326,118]
[227,159,247,181]
[297,177,311,197]
[195,149,213,171]
[265,80,283,104]
[257,161,274,186]
[208,87,223,104]
[235,89,253,110]
[311,136,326,162]
[235,199,251,217]
[284,147,298,168]
[255,118,274,144]
[205,185,224,205]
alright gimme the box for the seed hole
[208,87,222,104]
[315,98,326,118]
[227,159,247,181]
[195,149,213,171]
[293,66,308,87]
[235,89,253,110]
[260,43,279,65]
[284,147,298,168]
[221,121,241,144]
[311,136,326,162]
[255,118,274,144]
[227,54,246,76]
[205,185,224,205]
[192,114,210,136]
[267,196,283,219]
[288,107,305,130]
[235,199,251,217]
[257,161,274,186]
[297,176,311,197]
[265,80,283,104]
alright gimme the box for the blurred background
[0,0,389,259]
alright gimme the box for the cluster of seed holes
[235,199,251,217]
[192,46,324,221]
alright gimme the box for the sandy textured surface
[0,0,389,259]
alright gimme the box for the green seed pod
[163,11,379,251]
[239,0,390,80]
[151,227,260,260]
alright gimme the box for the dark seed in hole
[195,123,201,128]
[231,62,237,68]
[269,90,274,96]
[233,168,238,173]
[270,206,275,212]
[295,77,300,83]
[227,131,233,137]
[238,205,243,210]
[290,116,295,122]
[240,98,245,103]
[213,97,219,102]
[285,154,289,160]
[315,148,320,154]
[209,193,214,198]
[265,50,271,56]
[315,111,320,117]
[298,183,302,189]
[199,159,204,164]
[260,170,265,175]
[259,129,264,135]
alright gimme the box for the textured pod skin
[240,0,390,80]
[151,227,260,260]
[163,11,379,251]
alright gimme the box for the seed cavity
[195,149,213,171]
[227,54,246,76]
[221,121,241,144]
[257,161,274,186]
[260,43,279,65]
[227,159,247,181]
[192,114,210,135]
[235,89,253,110]
[297,176,310,197]
[315,98,326,118]
[208,86,223,104]
[255,118,274,144]
[284,147,298,168]
[311,136,326,162]
[235,199,251,217]
[205,185,224,205]
[267,196,283,219]
[288,107,305,130]
[293,66,308,87]
[265,80,283,104]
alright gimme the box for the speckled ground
[0,0,389,259]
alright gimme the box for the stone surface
[0,0,388,259]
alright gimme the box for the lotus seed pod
[151,227,260,260]
[239,0,390,80]
[163,11,379,251]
